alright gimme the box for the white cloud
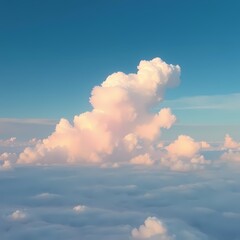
[0,152,16,170]
[166,135,200,158]
[131,217,173,239]
[18,58,180,166]
[0,152,17,161]
[130,153,154,166]
[33,192,60,199]
[161,135,209,171]
[9,210,27,221]
[1,165,240,239]
[200,141,211,149]
[224,134,240,149]
[221,150,240,162]
[161,93,240,110]
[73,205,87,213]
[0,118,57,125]
[221,134,240,162]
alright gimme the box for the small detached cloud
[221,134,240,163]
[17,58,181,167]
[0,137,17,147]
[9,210,27,221]
[161,135,209,171]
[0,160,12,170]
[73,205,87,213]
[33,192,60,200]
[131,217,173,240]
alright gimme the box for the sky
[1,1,240,240]
[1,0,240,121]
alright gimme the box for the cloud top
[131,217,173,239]
[18,58,180,166]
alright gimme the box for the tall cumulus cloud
[17,58,208,170]
[18,58,179,165]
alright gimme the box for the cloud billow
[17,58,209,171]
[18,58,180,165]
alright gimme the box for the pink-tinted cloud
[0,152,17,170]
[18,58,180,165]
[130,153,154,166]
[224,134,240,149]
[161,135,208,171]
[131,217,173,239]
[221,150,240,162]
[221,135,240,162]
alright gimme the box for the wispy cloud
[0,118,57,125]
[161,93,240,110]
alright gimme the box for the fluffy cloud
[221,134,240,162]
[130,153,154,166]
[0,160,12,170]
[166,135,201,158]
[73,205,87,213]
[0,137,16,146]
[9,210,27,221]
[224,134,240,149]
[0,152,17,170]
[18,58,180,166]
[131,217,173,239]
[161,135,208,171]
[221,150,240,162]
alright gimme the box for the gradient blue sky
[1,0,240,139]
[1,3,240,239]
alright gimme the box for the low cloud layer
[1,165,240,240]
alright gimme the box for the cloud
[166,135,201,158]
[0,137,17,147]
[130,153,154,166]
[18,58,180,166]
[0,160,12,170]
[161,93,240,110]
[221,150,240,162]
[224,134,240,149]
[73,205,87,213]
[131,217,173,239]
[9,210,27,221]
[0,152,17,170]
[1,165,240,239]
[221,134,240,163]
[161,135,208,171]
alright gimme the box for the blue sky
[1,0,240,121]
[1,2,240,239]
